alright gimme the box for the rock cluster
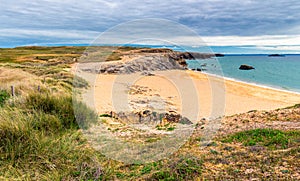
[108,110,193,125]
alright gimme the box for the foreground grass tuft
[0,90,101,180]
[0,107,102,180]
[25,93,98,129]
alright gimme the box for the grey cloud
[1,0,300,46]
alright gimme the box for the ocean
[186,55,300,93]
[127,44,300,93]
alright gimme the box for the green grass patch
[167,126,175,131]
[0,89,10,107]
[284,103,300,109]
[140,164,152,174]
[221,129,300,149]
[156,123,176,131]
[145,137,161,143]
[99,113,112,118]
[36,56,57,61]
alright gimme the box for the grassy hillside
[0,46,146,63]
[0,46,85,63]
[0,46,299,180]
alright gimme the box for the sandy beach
[89,69,300,121]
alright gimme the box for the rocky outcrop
[129,48,220,60]
[239,64,255,70]
[89,55,185,74]
[141,71,155,76]
[168,51,221,60]
[191,68,204,72]
[105,110,193,125]
[79,48,222,74]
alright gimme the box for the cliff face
[96,54,185,74]
[79,48,220,74]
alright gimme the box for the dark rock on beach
[141,71,155,76]
[215,53,225,57]
[239,64,255,70]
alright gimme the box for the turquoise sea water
[186,55,300,93]
[129,44,300,93]
[126,44,300,93]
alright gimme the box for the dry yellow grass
[0,67,42,96]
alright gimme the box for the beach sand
[89,69,300,121]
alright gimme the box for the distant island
[268,54,285,57]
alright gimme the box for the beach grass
[0,99,99,180]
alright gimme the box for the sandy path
[83,69,300,121]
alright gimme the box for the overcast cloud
[1,0,300,47]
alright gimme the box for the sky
[1,0,300,53]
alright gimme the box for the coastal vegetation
[222,128,300,149]
[0,46,299,180]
